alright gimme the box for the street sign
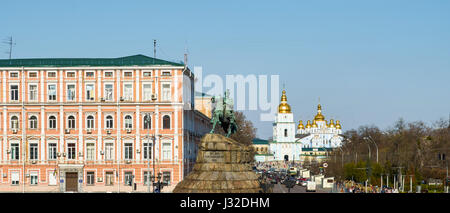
[323,163,328,168]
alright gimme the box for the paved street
[272,183,332,193]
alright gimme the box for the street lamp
[364,136,379,163]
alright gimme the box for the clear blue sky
[1,0,450,139]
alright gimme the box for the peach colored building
[0,55,210,192]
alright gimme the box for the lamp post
[364,136,379,163]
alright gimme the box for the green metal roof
[0,54,184,67]
[252,138,269,145]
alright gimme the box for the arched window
[284,129,288,137]
[11,116,19,129]
[29,116,38,129]
[163,115,170,129]
[125,115,132,129]
[106,115,113,129]
[143,114,151,129]
[87,115,94,129]
[68,115,76,129]
[49,116,56,129]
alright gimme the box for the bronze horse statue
[209,90,238,137]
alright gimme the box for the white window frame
[86,143,95,161]
[10,115,19,129]
[66,71,76,78]
[11,171,20,185]
[28,115,38,130]
[85,71,95,78]
[28,84,38,101]
[105,114,114,129]
[67,143,76,160]
[48,143,57,160]
[105,142,115,160]
[47,84,57,101]
[162,141,172,161]
[29,143,38,160]
[28,71,38,78]
[123,71,133,78]
[86,115,95,129]
[124,142,133,160]
[142,83,152,101]
[10,84,19,101]
[67,115,76,129]
[104,83,114,101]
[124,114,133,129]
[161,83,171,102]
[11,143,20,160]
[9,71,19,78]
[85,84,95,101]
[161,114,171,130]
[66,83,76,101]
[47,71,56,78]
[123,83,133,101]
[48,115,57,129]
[30,172,38,185]
[104,71,114,78]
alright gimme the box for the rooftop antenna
[3,36,16,59]
[184,40,188,67]
[153,39,156,63]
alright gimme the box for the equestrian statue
[209,90,238,137]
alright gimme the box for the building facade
[0,54,210,192]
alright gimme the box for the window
[124,115,132,129]
[123,84,132,101]
[66,72,75,77]
[143,71,151,77]
[49,116,57,129]
[143,171,152,185]
[86,143,95,161]
[68,115,76,129]
[11,172,19,185]
[29,72,37,78]
[29,143,38,160]
[29,85,38,101]
[104,72,113,77]
[86,71,94,77]
[124,72,132,77]
[143,115,151,129]
[124,143,133,160]
[48,143,57,160]
[162,83,171,101]
[86,172,95,185]
[67,84,76,101]
[10,72,18,78]
[30,173,38,185]
[104,84,113,101]
[29,116,38,129]
[105,143,114,160]
[87,115,94,129]
[124,172,133,186]
[143,84,152,101]
[86,84,94,101]
[10,85,19,101]
[163,115,170,129]
[68,143,76,159]
[162,71,171,76]
[106,115,113,129]
[143,142,152,160]
[162,171,171,184]
[284,129,288,137]
[162,142,171,161]
[11,143,19,160]
[48,84,57,101]
[11,116,19,129]
[105,172,114,185]
[47,72,56,78]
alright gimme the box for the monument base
[173,134,261,193]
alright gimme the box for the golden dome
[313,104,325,121]
[336,120,342,129]
[298,120,305,129]
[329,119,335,128]
[278,90,291,113]
[306,120,312,128]
[312,120,318,128]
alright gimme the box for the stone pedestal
[173,134,261,193]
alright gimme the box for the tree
[213,111,256,146]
